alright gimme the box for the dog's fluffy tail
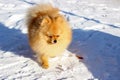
[26,4,59,26]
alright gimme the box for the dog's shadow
[0,23,34,60]
[68,29,120,80]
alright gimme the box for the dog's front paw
[42,63,49,69]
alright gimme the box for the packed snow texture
[0,0,120,80]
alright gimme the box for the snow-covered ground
[0,0,120,80]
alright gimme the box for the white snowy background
[0,0,120,80]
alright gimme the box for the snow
[0,0,120,80]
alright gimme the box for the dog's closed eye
[49,36,52,38]
[56,35,59,37]
[48,35,60,38]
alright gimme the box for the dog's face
[46,25,61,44]
[35,15,63,44]
[46,16,63,44]
[47,33,60,44]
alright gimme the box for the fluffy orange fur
[26,4,72,69]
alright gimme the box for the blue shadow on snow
[68,29,120,80]
[0,23,34,60]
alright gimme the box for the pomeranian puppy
[26,4,72,69]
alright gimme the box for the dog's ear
[34,16,51,27]
[55,15,64,23]
[41,16,51,26]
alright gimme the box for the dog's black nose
[54,40,57,43]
